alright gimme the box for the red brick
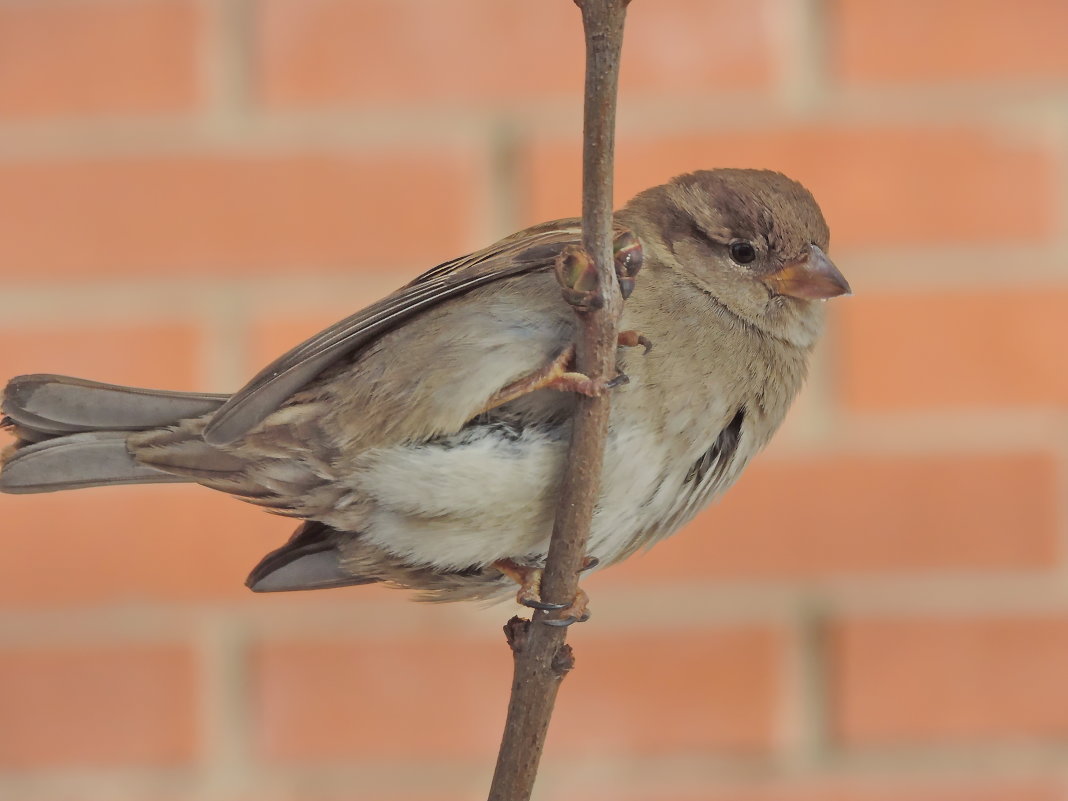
[246,315,350,378]
[801,786,1062,801]
[253,636,510,760]
[574,783,1062,801]
[245,290,397,373]
[253,626,781,760]
[522,127,1057,248]
[597,451,1058,583]
[0,322,202,391]
[233,798,476,801]
[256,0,582,106]
[256,0,771,108]
[0,487,294,606]
[549,627,782,755]
[0,642,197,768]
[837,290,1068,410]
[234,783,1062,801]
[621,0,774,93]
[0,0,202,117]
[832,0,1068,84]
[0,149,483,281]
[832,615,1068,744]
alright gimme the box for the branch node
[503,616,531,655]
[551,643,576,677]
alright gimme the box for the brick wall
[0,1,1066,799]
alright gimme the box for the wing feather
[204,221,582,445]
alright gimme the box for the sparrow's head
[623,168,850,347]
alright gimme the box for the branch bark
[486,2,631,800]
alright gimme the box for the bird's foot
[617,329,653,354]
[555,245,602,311]
[553,229,644,309]
[540,588,590,627]
[480,345,627,413]
[613,229,643,300]
[494,557,597,626]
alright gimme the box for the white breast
[328,419,691,572]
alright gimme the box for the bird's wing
[204,219,583,445]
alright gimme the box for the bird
[0,168,849,624]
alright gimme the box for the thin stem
[486,2,631,800]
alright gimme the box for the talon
[604,372,629,391]
[495,560,593,626]
[581,556,600,572]
[617,330,653,354]
[542,611,591,628]
[541,588,591,628]
[613,229,643,300]
[522,598,570,612]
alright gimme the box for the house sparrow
[0,169,849,622]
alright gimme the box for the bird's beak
[762,244,851,300]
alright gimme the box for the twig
[486,2,632,800]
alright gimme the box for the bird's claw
[555,245,602,311]
[495,559,595,626]
[539,588,591,627]
[554,230,644,309]
[613,229,643,300]
[519,597,570,612]
[541,610,591,628]
[556,367,628,398]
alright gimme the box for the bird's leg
[494,557,598,626]
[494,559,561,610]
[480,345,628,414]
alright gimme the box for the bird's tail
[0,374,228,494]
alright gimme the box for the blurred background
[0,1,1066,799]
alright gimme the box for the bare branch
[486,2,631,800]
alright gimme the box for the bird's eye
[729,241,757,265]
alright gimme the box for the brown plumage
[0,169,849,607]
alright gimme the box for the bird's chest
[587,323,790,565]
[615,318,763,465]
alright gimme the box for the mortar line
[1,88,1066,158]
[778,595,833,776]
[198,0,254,138]
[196,612,254,800]
[772,0,828,115]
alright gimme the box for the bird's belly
[330,421,678,572]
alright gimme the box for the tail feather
[4,374,226,433]
[1,431,188,493]
[1,374,230,494]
